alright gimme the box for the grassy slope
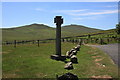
[2,24,101,41]
[2,42,118,78]
[62,24,101,37]
[2,24,56,41]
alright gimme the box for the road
[89,43,119,67]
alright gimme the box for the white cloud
[1,0,119,2]
[73,18,84,20]
[73,15,104,21]
[55,9,88,13]
[104,5,118,8]
[35,8,44,11]
[69,10,118,16]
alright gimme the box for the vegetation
[61,24,101,37]
[116,23,120,34]
[2,24,101,41]
[2,23,119,79]
[2,24,56,41]
[2,42,118,78]
[2,23,120,45]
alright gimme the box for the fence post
[14,40,16,48]
[107,38,109,43]
[72,39,74,44]
[88,34,91,38]
[100,38,103,45]
[37,40,39,47]
[32,40,35,44]
[62,39,64,42]
[79,39,82,45]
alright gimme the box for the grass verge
[2,42,118,78]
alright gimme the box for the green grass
[2,24,101,41]
[61,24,101,37]
[2,42,118,78]
[2,23,120,45]
[2,24,56,41]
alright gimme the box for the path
[89,43,119,67]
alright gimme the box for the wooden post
[100,38,103,45]
[37,40,39,47]
[88,34,91,38]
[107,38,109,43]
[14,40,16,48]
[62,38,64,42]
[32,40,35,44]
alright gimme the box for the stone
[69,49,75,53]
[66,51,71,58]
[75,47,80,51]
[66,49,76,58]
[54,16,63,56]
[64,62,73,70]
[70,55,78,63]
[57,72,79,80]
[74,45,81,51]
[51,16,66,61]
[51,55,66,61]
[73,50,77,55]
[77,45,81,48]
[69,50,77,57]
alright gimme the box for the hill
[2,24,56,41]
[61,24,102,37]
[2,23,102,41]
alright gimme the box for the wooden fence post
[100,38,103,45]
[37,40,39,47]
[32,40,35,44]
[62,39,64,42]
[14,40,16,48]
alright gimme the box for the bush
[116,23,120,34]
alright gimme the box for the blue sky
[2,2,118,30]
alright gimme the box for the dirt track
[89,43,119,67]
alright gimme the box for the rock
[75,46,80,51]
[77,45,81,48]
[70,55,78,63]
[66,49,77,58]
[72,50,77,55]
[69,49,75,53]
[102,64,106,67]
[51,55,66,61]
[66,51,71,58]
[70,50,77,57]
[57,72,79,80]
[64,62,73,70]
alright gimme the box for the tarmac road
[89,43,119,67]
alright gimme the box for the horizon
[1,23,116,30]
[2,2,118,30]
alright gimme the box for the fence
[2,35,120,47]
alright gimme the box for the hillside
[2,23,102,41]
[61,24,101,37]
[2,24,56,41]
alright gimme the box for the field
[2,42,118,78]
[2,24,120,46]
[2,23,119,79]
